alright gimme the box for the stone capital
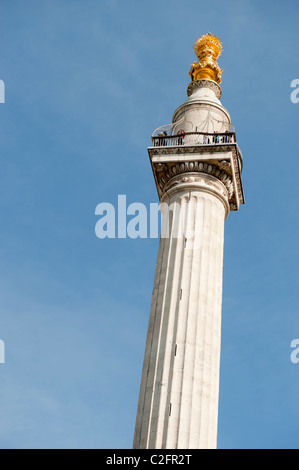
[161,171,230,218]
[149,146,244,212]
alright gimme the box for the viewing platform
[152,131,235,147]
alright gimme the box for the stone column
[133,173,229,449]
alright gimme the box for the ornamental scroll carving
[156,161,234,201]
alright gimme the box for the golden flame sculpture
[189,33,223,84]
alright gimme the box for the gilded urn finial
[189,33,223,84]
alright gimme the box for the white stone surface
[133,177,227,449]
[172,83,231,135]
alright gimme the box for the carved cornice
[150,144,235,156]
[186,79,222,99]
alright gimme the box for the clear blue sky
[0,0,298,449]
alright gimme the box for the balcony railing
[151,131,235,147]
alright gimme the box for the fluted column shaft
[133,174,228,449]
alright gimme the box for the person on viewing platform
[177,129,185,145]
[157,131,168,146]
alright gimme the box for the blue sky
[0,0,298,449]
